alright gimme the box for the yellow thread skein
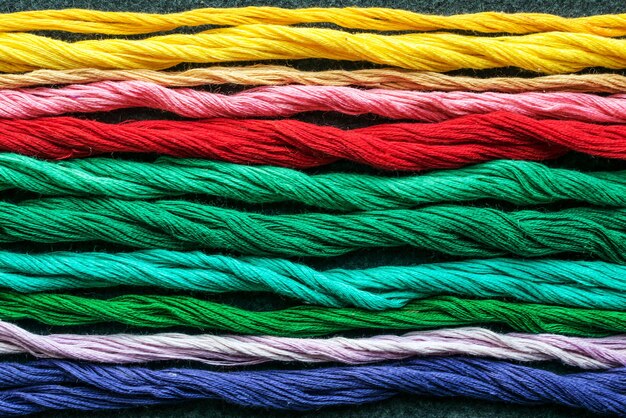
[0,25,625,74]
[0,7,625,36]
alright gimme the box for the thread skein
[1,197,626,260]
[1,8,626,36]
[5,67,626,92]
[0,113,625,169]
[1,358,625,415]
[0,322,623,369]
[0,156,625,209]
[2,27,626,73]
[0,292,625,336]
[6,82,626,122]
[0,251,625,310]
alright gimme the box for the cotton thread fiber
[1,156,625,210]
[6,6,626,418]
[1,8,626,36]
[1,113,624,169]
[3,27,626,73]
[1,358,625,415]
[0,251,625,310]
[6,67,626,92]
[1,197,626,260]
[0,323,624,369]
[0,292,624,336]
[9,81,626,122]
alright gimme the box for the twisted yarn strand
[2,113,626,169]
[1,358,625,415]
[5,67,626,92]
[0,292,624,336]
[1,8,626,36]
[0,197,626,259]
[1,27,626,73]
[0,250,625,310]
[7,81,626,122]
[0,322,624,369]
[1,156,626,210]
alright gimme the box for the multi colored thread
[0,5,623,417]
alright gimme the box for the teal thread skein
[0,250,625,310]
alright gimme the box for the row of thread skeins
[2,7,626,418]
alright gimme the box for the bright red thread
[3,111,625,170]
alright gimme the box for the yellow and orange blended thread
[0,5,624,416]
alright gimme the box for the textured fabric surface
[2,0,623,417]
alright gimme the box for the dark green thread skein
[0,197,626,259]
[0,291,623,337]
